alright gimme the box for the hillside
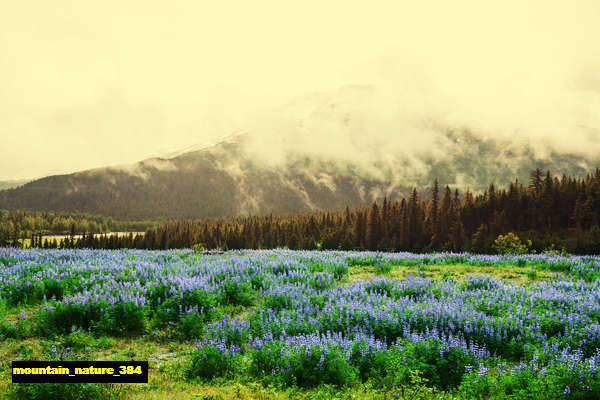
[0,138,412,220]
[0,128,597,220]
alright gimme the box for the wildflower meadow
[1,248,600,399]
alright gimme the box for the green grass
[346,262,551,286]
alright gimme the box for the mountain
[0,137,413,220]
[1,84,598,220]
[0,129,597,221]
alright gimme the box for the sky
[1,0,599,180]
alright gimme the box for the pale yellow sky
[1,1,599,180]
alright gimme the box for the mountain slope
[1,84,598,220]
[0,139,412,220]
[0,129,598,220]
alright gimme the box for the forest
[0,209,157,247]
[17,168,599,254]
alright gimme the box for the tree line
[0,209,157,247]
[18,168,600,254]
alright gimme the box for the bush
[493,232,531,255]
[191,243,206,252]
[328,263,348,280]
[542,244,571,257]
[345,256,379,267]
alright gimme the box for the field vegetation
[1,248,600,399]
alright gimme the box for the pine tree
[440,186,452,246]
[429,179,440,246]
[408,189,421,249]
[366,201,381,250]
[529,168,544,197]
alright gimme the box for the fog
[1,1,599,181]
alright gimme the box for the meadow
[1,248,600,399]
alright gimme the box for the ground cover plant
[1,248,600,399]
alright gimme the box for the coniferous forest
[0,210,157,247]
[25,168,600,254]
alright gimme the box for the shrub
[285,347,357,388]
[311,262,326,272]
[493,232,531,255]
[191,243,206,252]
[349,343,392,381]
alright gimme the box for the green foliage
[6,168,600,254]
[311,262,348,280]
[374,263,392,275]
[176,313,207,340]
[329,263,348,280]
[9,382,116,400]
[283,347,357,388]
[525,268,537,280]
[35,301,147,336]
[309,273,334,291]
[250,342,357,388]
[380,368,439,400]
[346,256,380,267]
[186,345,240,381]
[9,338,120,399]
[220,280,255,307]
[250,273,268,290]
[542,244,572,257]
[350,344,393,382]
[398,339,477,390]
[191,243,206,252]
[459,360,600,400]
[493,232,531,255]
[0,318,29,340]
[150,289,217,339]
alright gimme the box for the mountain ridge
[0,127,598,220]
